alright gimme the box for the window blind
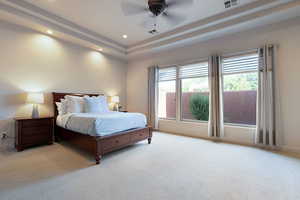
[158,67,177,81]
[222,53,259,75]
[179,62,208,79]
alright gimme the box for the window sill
[159,119,208,126]
[180,119,208,124]
[224,123,256,129]
[158,118,176,121]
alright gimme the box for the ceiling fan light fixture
[121,0,193,34]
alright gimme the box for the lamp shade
[111,96,120,103]
[27,93,44,104]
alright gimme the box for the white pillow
[56,102,62,115]
[56,98,68,115]
[83,96,110,113]
[99,96,110,112]
[65,95,84,113]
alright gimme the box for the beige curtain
[256,45,276,147]
[208,56,224,138]
[148,66,159,129]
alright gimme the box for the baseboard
[158,130,255,148]
[220,138,257,148]
[279,145,300,154]
[158,130,300,154]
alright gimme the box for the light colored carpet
[1,132,300,200]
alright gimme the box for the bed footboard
[95,126,152,164]
[56,126,152,164]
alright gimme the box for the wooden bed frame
[52,92,152,164]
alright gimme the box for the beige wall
[0,21,127,137]
[127,17,300,152]
[1,16,300,152]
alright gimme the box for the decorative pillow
[56,98,68,115]
[56,102,62,115]
[83,95,110,113]
[65,95,84,113]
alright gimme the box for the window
[157,51,258,126]
[158,67,176,119]
[179,62,209,121]
[222,52,259,126]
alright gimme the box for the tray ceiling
[1,0,300,60]
[23,0,258,47]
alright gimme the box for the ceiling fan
[121,0,194,34]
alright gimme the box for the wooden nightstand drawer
[22,127,51,136]
[22,134,50,146]
[22,119,51,128]
[15,117,54,151]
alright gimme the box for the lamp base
[114,103,119,112]
[32,104,40,118]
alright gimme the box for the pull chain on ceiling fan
[121,0,194,34]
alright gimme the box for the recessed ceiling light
[47,30,53,35]
[122,35,128,39]
[98,48,103,52]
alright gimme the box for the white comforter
[57,112,147,136]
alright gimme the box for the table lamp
[27,92,44,118]
[111,96,120,111]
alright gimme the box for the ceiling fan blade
[121,1,148,16]
[167,0,194,9]
[161,11,186,26]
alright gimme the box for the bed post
[95,137,102,165]
[148,126,153,144]
[95,154,102,165]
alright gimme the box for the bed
[52,92,152,164]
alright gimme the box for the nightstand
[15,117,54,151]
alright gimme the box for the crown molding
[5,0,126,49]
[127,0,299,54]
[0,0,300,60]
[129,0,277,48]
[0,0,127,59]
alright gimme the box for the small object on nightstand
[15,117,54,151]
[27,93,44,118]
[111,96,120,111]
